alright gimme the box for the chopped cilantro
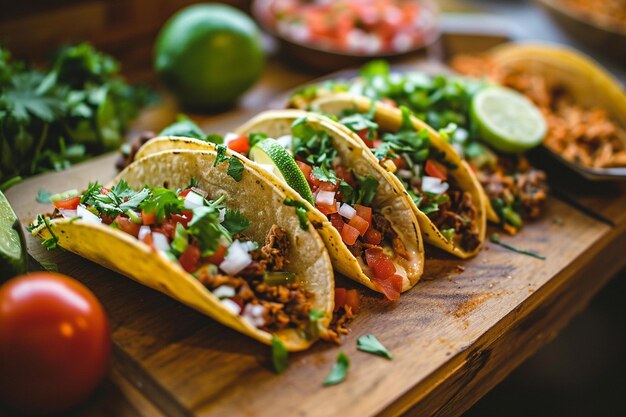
[355,174,379,206]
[159,115,205,140]
[140,188,184,221]
[323,351,350,386]
[248,132,268,147]
[311,165,337,184]
[186,205,228,256]
[214,144,229,167]
[357,334,392,360]
[227,157,244,182]
[338,181,355,205]
[221,209,251,236]
[271,336,288,374]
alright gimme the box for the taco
[135,111,425,300]
[310,94,487,258]
[30,149,334,351]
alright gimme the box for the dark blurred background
[1,0,624,415]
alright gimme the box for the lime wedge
[249,139,314,204]
[0,191,27,280]
[471,86,547,153]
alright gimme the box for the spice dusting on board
[451,55,626,169]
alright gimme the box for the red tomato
[0,273,111,415]
[227,135,250,154]
[425,160,448,181]
[390,156,407,170]
[376,274,403,301]
[206,244,227,265]
[345,289,360,314]
[170,213,192,228]
[318,181,339,192]
[329,213,344,233]
[349,215,369,237]
[141,209,156,225]
[354,205,372,224]
[334,288,347,312]
[179,244,202,273]
[356,129,375,148]
[178,188,191,198]
[113,216,141,238]
[365,247,396,278]
[334,165,357,187]
[340,223,360,245]
[296,161,312,179]
[364,227,383,245]
[52,196,81,210]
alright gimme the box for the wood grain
[5,148,622,417]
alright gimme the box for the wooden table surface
[4,32,626,417]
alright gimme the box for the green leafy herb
[140,188,184,222]
[323,351,350,386]
[283,198,309,230]
[338,181,355,205]
[221,209,251,236]
[170,223,188,255]
[248,132,268,148]
[186,205,228,256]
[30,215,59,250]
[0,43,152,185]
[36,189,52,204]
[271,336,288,374]
[291,118,337,170]
[490,233,545,260]
[214,144,229,167]
[159,115,206,140]
[355,174,379,206]
[357,334,392,360]
[227,157,244,182]
[311,165,337,184]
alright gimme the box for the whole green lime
[154,3,265,110]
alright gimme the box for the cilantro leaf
[140,188,184,221]
[283,198,309,230]
[227,157,244,182]
[355,175,379,206]
[338,181,355,205]
[186,205,227,256]
[159,115,205,140]
[221,209,251,236]
[323,351,350,386]
[213,144,228,167]
[271,336,288,374]
[248,132,268,148]
[311,165,337,184]
[357,334,392,360]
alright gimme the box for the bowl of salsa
[253,0,440,72]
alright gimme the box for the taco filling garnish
[33,179,318,336]
[337,107,481,253]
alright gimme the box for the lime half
[249,139,314,204]
[0,191,27,280]
[471,86,547,153]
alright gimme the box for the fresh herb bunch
[0,43,152,188]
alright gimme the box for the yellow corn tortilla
[310,94,487,258]
[135,113,425,296]
[32,149,334,351]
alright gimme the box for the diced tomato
[318,181,338,192]
[316,202,338,216]
[308,171,321,189]
[390,156,407,170]
[206,245,227,265]
[334,165,356,187]
[159,220,176,239]
[114,216,141,238]
[364,227,383,245]
[52,196,81,210]
[356,129,375,148]
[334,288,347,312]
[425,160,448,181]
[170,213,191,228]
[364,247,401,300]
[100,215,114,225]
[316,189,337,215]
[227,135,250,154]
[179,244,201,273]
[141,209,156,225]
[354,205,372,224]
[349,215,369,237]
[345,289,360,314]
[340,223,360,245]
[141,232,154,248]
[296,161,312,179]
[178,189,191,198]
[329,213,344,233]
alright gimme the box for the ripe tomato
[0,273,111,415]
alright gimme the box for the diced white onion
[413,164,421,176]
[258,163,275,175]
[76,205,101,224]
[221,299,242,315]
[316,190,335,206]
[138,225,151,241]
[398,169,413,179]
[184,191,204,210]
[152,232,170,252]
[338,203,356,219]
[58,209,77,219]
[223,132,239,145]
[422,176,450,194]
[218,208,226,223]
[213,285,236,299]
[219,240,253,275]
[276,135,293,153]
[242,303,265,328]
[240,241,258,252]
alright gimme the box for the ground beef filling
[197,225,314,333]
[428,190,481,252]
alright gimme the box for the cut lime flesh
[471,86,547,153]
[0,191,27,280]
[249,139,315,204]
